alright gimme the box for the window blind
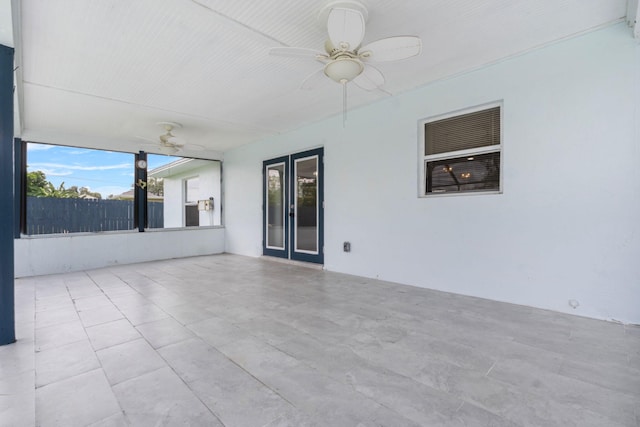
[425,106,500,155]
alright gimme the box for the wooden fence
[26,197,164,234]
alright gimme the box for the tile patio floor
[1,254,638,426]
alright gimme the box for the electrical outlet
[343,242,351,252]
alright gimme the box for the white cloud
[28,162,131,171]
[36,168,73,177]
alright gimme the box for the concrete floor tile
[187,316,251,348]
[36,369,120,427]
[218,337,301,378]
[96,338,166,385]
[35,320,86,352]
[261,410,322,427]
[35,294,74,312]
[160,302,215,325]
[189,376,302,427]
[0,389,35,427]
[66,284,102,300]
[112,367,223,427]
[72,295,112,312]
[86,411,128,427]
[35,340,99,388]
[78,304,124,328]
[235,315,306,345]
[157,337,232,383]
[0,340,35,379]
[117,303,169,326]
[135,317,194,349]
[35,306,79,329]
[85,318,141,351]
[261,364,421,427]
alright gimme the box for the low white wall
[14,227,225,277]
[223,24,640,324]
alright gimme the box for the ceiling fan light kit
[324,56,364,83]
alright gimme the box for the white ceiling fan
[137,122,203,155]
[270,1,422,97]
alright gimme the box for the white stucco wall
[162,162,222,227]
[223,24,640,323]
[14,227,225,277]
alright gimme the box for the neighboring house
[110,189,164,202]
[148,158,221,228]
[77,194,99,200]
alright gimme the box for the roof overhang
[148,158,215,179]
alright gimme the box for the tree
[26,170,49,197]
[147,177,164,196]
[26,170,102,199]
[41,181,76,198]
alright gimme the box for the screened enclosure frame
[18,140,224,236]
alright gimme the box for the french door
[263,148,324,264]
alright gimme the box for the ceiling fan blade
[158,145,181,155]
[269,47,328,60]
[327,7,365,51]
[359,36,422,62]
[353,64,384,91]
[166,136,186,146]
[184,144,205,151]
[300,68,326,91]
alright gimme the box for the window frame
[418,101,504,198]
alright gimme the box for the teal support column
[0,44,15,345]
[134,151,147,232]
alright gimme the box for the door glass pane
[295,157,318,253]
[266,164,285,249]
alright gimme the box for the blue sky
[27,143,179,198]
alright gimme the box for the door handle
[289,204,295,217]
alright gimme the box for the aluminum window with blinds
[420,104,502,196]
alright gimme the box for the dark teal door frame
[262,148,324,264]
